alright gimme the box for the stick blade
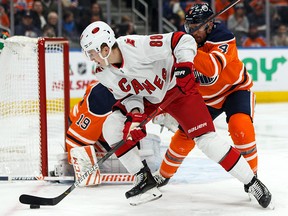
[19,184,75,206]
[19,194,56,206]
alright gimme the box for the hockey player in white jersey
[80,21,271,207]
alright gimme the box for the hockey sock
[228,113,258,174]
[195,132,254,184]
[117,146,145,175]
[160,129,196,178]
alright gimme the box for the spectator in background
[90,1,104,21]
[41,0,58,19]
[0,4,10,28]
[247,0,266,37]
[215,0,235,25]
[227,3,249,46]
[14,0,34,26]
[271,23,288,46]
[76,2,104,34]
[62,0,78,11]
[270,0,288,26]
[114,15,137,37]
[241,0,254,15]
[62,9,79,47]
[14,0,34,11]
[46,11,58,36]
[163,0,185,30]
[242,24,267,47]
[42,23,56,37]
[90,14,101,23]
[77,0,94,9]
[31,0,47,30]
[15,10,42,37]
[270,4,283,33]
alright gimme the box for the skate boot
[245,176,272,208]
[125,160,162,206]
[153,170,170,188]
[244,173,257,193]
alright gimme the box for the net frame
[0,37,70,178]
[38,38,70,176]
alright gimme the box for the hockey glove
[174,62,197,95]
[123,112,147,147]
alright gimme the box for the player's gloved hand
[123,112,147,147]
[174,62,197,95]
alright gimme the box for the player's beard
[193,34,206,46]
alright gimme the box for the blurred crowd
[163,0,288,47]
[0,0,137,48]
[1,0,288,48]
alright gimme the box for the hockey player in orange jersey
[66,80,117,186]
[155,3,270,206]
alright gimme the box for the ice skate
[245,176,273,209]
[125,160,162,206]
[153,170,170,188]
[244,173,257,193]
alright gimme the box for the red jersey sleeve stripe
[171,32,185,52]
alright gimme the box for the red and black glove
[174,62,197,95]
[122,112,147,147]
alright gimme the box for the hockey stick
[190,0,241,33]
[19,90,182,206]
[0,176,45,181]
[1,174,135,184]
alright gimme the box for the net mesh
[0,36,67,177]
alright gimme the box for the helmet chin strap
[99,48,112,66]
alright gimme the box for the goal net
[0,36,70,179]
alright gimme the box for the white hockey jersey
[94,32,197,112]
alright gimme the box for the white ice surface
[1,103,288,216]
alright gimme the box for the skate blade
[247,193,252,201]
[267,200,275,210]
[128,187,162,206]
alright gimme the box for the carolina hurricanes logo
[125,38,136,47]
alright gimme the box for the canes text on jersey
[118,68,167,95]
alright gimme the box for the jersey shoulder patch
[88,83,117,115]
[171,31,185,51]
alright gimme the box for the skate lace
[153,173,165,185]
[249,180,264,200]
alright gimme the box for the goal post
[0,36,70,178]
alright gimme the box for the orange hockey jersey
[66,81,117,163]
[194,22,253,109]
